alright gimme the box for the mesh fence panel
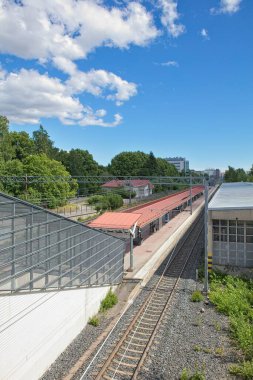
[0,193,125,293]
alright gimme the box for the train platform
[123,191,210,284]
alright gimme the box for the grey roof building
[208,183,253,270]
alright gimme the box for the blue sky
[0,0,252,171]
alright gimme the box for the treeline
[0,115,178,207]
[224,166,253,183]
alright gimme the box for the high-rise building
[165,157,189,173]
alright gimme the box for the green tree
[141,151,158,176]
[236,168,247,182]
[0,115,14,161]
[224,166,237,182]
[10,131,35,160]
[109,151,148,176]
[33,125,56,158]
[224,166,247,182]
[0,159,24,195]
[156,158,178,176]
[61,149,101,195]
[22,154,77,207]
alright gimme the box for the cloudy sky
[0,0,252,170]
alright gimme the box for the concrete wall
[0,285,113,380]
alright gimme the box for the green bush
[180,368,190,380]
[229,360,253,379]
[191,290,204,302]
[100,289,118,312]
[210,273,253,376]
[88,315,100,326]
[180,368,205,380]
[87,193,123,212]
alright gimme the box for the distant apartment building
[204,168,221,179]
[165,157,189,173]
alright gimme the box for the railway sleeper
[116,352,140,361]
[107,366,133,376]
[113,359,138,368]
[120,346,144,354]
[124,339,147,347]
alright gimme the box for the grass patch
[88,315,100,326]
[193,345,202,352]
[215,347,224,356]
[229,360,253,379]
[209,272,253,377]
[100,289,118,312]
[180,368,205,380]
[191,290,204,302]
[213,320,222,332]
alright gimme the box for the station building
[208,183,253,271]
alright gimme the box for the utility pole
[204,179,209,293]
[128,222,137,272]
[190,174,193,215]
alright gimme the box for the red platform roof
[88,186,204,231]
[88,212,141,230]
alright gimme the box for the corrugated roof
[102,179,154,188]
[126,186,204,227]
[88,212,141,230]
[89,186,204,230]
[208,182,253,210]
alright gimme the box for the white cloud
[161,60,179,67]
[200,28,209,39]
[0,0,158,62]
[66,68,137,105]
[0,68,133,127]
[158,0,185,37]
[79,112,123,127]
[211,0,242,14]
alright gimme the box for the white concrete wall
[0,285,113,380]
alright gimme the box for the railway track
[91,213,204,380]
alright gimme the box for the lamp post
[204,179,209,293]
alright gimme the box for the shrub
[229,360,253,379]
[88,315,100,326]
[180,368,190,380]
[209,274,253,359]
[100,289,118,312]
[191,290,204,302]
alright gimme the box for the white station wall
[0,285,112,380]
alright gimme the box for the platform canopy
[88,212,141,230]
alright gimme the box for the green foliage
[116,188,136,199]
[10,131,35,160]
[0,115,14,161]
[180,368,205,380]
[109,151,148,176]
[88,315,100,326]
[109,151,179,177]
[59,148,101,195]
[180,368,190,380]
[193,345,202,352]
[210,273,253,365]
[100,289,118,312]
[88,195,105,205]
[191,290,204,302]
[229,360,253,379]
[88,193,123,212]
[224,166,248,182]
[33,125,55,158]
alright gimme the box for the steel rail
[93,213,204,380]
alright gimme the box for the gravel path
[137,275,238,380]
